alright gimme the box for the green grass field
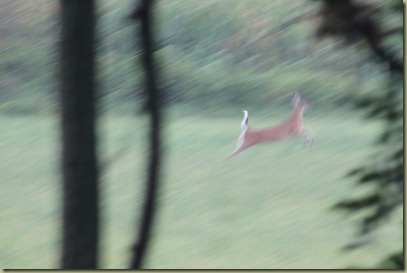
[1,110,402,269]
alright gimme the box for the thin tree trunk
[129,0,162,269]
[60,0,99,269]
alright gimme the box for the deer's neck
[291,107,304,121]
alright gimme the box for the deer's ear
[292,92,301,106]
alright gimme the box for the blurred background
[1,0,403,269]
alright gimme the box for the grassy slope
[1,111,402,269]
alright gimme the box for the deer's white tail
[230,110,249,157]
[241,110,249,132]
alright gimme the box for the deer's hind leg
[231,145,246,157]
[230,131,248,157]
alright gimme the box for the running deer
[231,92,315,157]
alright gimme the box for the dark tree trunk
[129,0,163,269]
[60,0,99,269]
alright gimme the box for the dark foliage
[315,0,402,73]
[313,0,403,269]
[335,74,403,235]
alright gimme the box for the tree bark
[60,0,99,269]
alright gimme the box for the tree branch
[128,0,162,269]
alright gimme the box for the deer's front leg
[301,126,315,147]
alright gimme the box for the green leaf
[333,193,381,211]
[357,171,383,184]
[346,167,365,177]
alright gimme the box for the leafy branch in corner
[311,0,403,269]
